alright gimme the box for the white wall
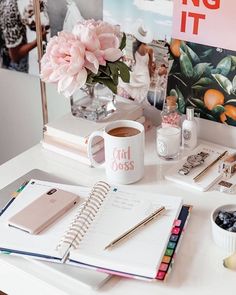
[197,117,236,148]
[0,69,43,165]
[0,69,70,165]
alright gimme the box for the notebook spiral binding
[57,181,110,256]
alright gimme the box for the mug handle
[87,130,105,167]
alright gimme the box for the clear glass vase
[70,84,117,121]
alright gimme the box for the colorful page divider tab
[156,205,192,281]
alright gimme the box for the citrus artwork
[167,40,236,126]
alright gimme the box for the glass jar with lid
[161,96,181,128]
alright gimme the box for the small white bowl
[211,204,236,253]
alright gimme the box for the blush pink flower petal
[73,25,100,52]
[104,48,123,62]
[98,33,120,50]
[62,78,79,98]
[75,68,88,89]
[94,50,106,66]
[84,51,99,74]
[95,20,120,36]
[58,75,74,94]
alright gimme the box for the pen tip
[104,244,112,251]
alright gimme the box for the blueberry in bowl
[211,204,236,253]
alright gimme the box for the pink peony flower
[73,19,122,65]
[41,20,126,97]
[95,20,120,36]
[41,31,99,97]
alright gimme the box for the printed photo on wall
[169,0,236,127]
[168,40,236,127]
[0,0,102,75]
[103,0,174,119]
[0,0,50,75]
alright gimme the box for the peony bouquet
[40,19,130,97]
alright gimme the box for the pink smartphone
[8,188,79,234]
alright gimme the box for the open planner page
[69,189,182,279]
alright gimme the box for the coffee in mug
[108,127,140,137]
[87,120,145,184]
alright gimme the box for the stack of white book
[42,100,151,165]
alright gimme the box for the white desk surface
[0,128,235,295]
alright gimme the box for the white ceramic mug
[87,120,145,184]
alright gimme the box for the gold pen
[193,150,228,182]
[104,206,166,250]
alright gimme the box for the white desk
[0,128,235,295]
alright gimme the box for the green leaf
[86,74,94,85]
[216,56,232,76]
[193,77,213,87]
[193,63,211,81]
[108,62,117,75]
[225,116,236,127]
[186,45,200,64]
[108,62,119,86]
[176,86,185,114]
[99,65,111,76]
[232,75,236,96]
[116,61,130,83]
[204,113,217,121]
[191,85,208,92]
[171,74,188,87]
[188,98,205,109]
[93,77,117,94]
[119,33,126,51]
[180,41,187,52]
[211,105,225,119]
[169,89,178,97]
[232,75,236,89]
[181,42,200,64]
[200,49,213,60]
[212,74,233,95]
[231,55,236,66]
[179,49,194,79]
[211,68,221,75]
[224,99,236,107]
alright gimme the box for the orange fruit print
[203,89,225,110]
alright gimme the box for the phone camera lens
[47,189,57,195]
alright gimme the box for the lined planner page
[69,189,182,279]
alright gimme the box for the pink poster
[172,0,236,51]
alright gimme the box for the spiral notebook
[0,180,183,281]
[57,182,183,280]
